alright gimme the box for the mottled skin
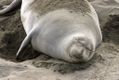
[0,0,102,63]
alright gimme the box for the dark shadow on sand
[102,15,119,45]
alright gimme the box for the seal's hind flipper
[0,0,21,16]
[16,34,31,61]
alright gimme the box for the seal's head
[68,38,95,62]
[59,33,96,63]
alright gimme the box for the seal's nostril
[67,41,85,62]
[70,45,84,59]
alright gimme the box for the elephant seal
[0,0,102,63]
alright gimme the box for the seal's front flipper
[16,34,31,62]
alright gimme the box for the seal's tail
[0,0,21,16]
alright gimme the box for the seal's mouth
[67,37,95,62]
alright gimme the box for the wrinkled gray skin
[0,0,102,63]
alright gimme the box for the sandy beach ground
[0,0,119,80]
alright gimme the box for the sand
[0,0,119,80]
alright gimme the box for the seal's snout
[69,44,84,60]
[68,37,95,62]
